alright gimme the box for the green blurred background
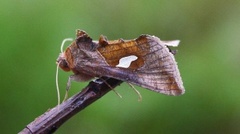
[1,0,240,133]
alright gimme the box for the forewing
[95,35,184,96]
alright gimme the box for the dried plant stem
[19,77,122,134]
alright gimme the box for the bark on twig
[19,77,122,134]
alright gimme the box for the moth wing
[97,35,184,96]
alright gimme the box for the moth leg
[63,74,93,102]
[99,77,122,98]
[63,75,75,102]
[127,83,142,101]
[112,89,122,98]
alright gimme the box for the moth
[57,30,184,97]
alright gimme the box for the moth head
[57,52,71,72]
[56,38,74,72]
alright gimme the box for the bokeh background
[1,0,240,133]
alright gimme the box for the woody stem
[19,77,122,134]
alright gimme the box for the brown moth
[57,30,184,96]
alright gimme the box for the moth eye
[57,58,70,72]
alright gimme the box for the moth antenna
[99,78,122,98]
[57,38,73,104]
[56,62,61,106]
[60,38,74,52]
[127,83,142,101]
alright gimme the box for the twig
[19,77,122,134]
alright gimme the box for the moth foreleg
[63,73,93,101]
